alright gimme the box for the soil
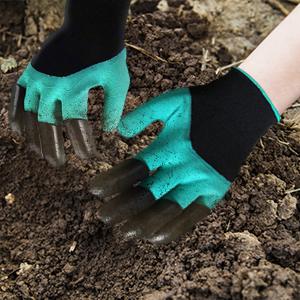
[1,0,300,299]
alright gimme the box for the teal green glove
[118,88,230,209]
[89,68,280,244]
[9,0,131,167]
[18,49,129,130]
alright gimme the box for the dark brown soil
[1,1,300,299]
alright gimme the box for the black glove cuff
[190,68,279,181]
[32,0,130,76]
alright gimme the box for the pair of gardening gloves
[10,0,280,244]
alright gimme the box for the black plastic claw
[147,202,211,245]
[23,112,43,158]
[98,187,155,225]
[39,123,66,168]
[9,86,98,168]
[9,84,26,135]
[65,119,98,160]
[90,159,150,198]
[120,199,182,240]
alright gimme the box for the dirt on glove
[0,1,299,299]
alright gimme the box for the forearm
[64,0,130,36]
[32,0,131,75]
[240,5,300,114]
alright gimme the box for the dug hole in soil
[0,0,300,299]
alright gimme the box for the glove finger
[65,119,98,160]
[24,85,40,114]
[39,122,66,168]
[37,97,62,125]
[89,159,149,198]
[141,166,182,201]
[147,201,211,245]
[98,187,154,225]
[102,72,130,132]
[120,199,182,240]
[61,91,88,121]
[23,112,43,158]
[118,89,183,139]
[9,84,26,135]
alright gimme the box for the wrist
[190,68,278,181]
[240,48,300,115]
[236,66,281,122]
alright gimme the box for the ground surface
[1,0,300,299]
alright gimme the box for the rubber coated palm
[90,88,230,244]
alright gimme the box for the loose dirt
[0,1,299,299]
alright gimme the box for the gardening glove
[9,0,130,167]
[90,68,281,244]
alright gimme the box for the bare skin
[240,5,300,114]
